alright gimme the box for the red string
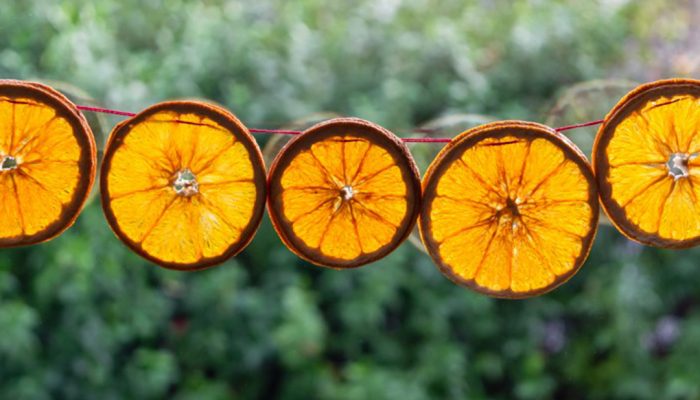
[248,128,301,136]
[554,119,605,132]
[402,137,453,143]
[76,105,604,143]
[77,105,137,117]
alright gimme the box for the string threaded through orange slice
[0,80,96,247]
[593,79,700,248]
[420,121,599,298]
[267,117,421,268]
[100,101,266,270]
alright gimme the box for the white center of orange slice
[0,154,18,171]
[172,168,199,197]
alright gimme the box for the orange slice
[593,79,700,248]
[420,121,599,298]
[267,117,421,268]
[100,101,266,270]
[0,80,96,247]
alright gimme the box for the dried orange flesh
[269,119,420,268]
[595,82,700,246]
[102,103,265,269]
[0,83,94,245]
[421,122,598,297]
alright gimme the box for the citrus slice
[267,117,421,268]
[593,78,700,248]
[420,121,599,298]
[0,80,96,247]
[100,101,266,270]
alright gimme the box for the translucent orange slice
[420,121,599,298]
[593,79,700,248]
[0,80,96,247]
[267,118,421,268]
[100,101,266,270]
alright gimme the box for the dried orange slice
[420,121,599,298]
[267,117,421,268]
[593,79,700,248]
[0,80,96,247]
[100,101,266,270]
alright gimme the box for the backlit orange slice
[100,101,266,270]
[593,79,700,248]
[0,80,96,247]
[267,117,421,268]
[420,121,599,298]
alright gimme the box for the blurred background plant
[2,0,700,399]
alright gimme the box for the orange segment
[0,80,96,247]
[100,101,266,270]
[267,118,421,268]
[593,79,700,247]
[420,121,599,298]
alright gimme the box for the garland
[0,78,696,298]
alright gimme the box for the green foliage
[1,0,699,399]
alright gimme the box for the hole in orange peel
[665,153,694,180]
[172,168,199,197]
[0,155,18,171]
[339,185,354,201]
